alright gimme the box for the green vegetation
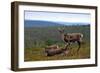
[24,25,90,61]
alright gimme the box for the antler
[62,26,66,30]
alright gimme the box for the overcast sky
[24,11,91,24]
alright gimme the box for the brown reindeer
[45,45,69,56]
[58,28,83,53]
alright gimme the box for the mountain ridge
[24,20,90,27]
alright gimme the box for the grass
[24,42,90,61]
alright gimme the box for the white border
[18,5,96,68]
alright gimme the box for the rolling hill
[24,20,90,27]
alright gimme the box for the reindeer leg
[77,41,81,54]
[67,42,73,56]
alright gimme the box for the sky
[24,11,91,24]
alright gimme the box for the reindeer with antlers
[45,44,70,56]
[58,27,83,53]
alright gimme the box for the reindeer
[45,45,69,56]
[58,28,83,53]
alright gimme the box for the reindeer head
[58,27,65,34]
